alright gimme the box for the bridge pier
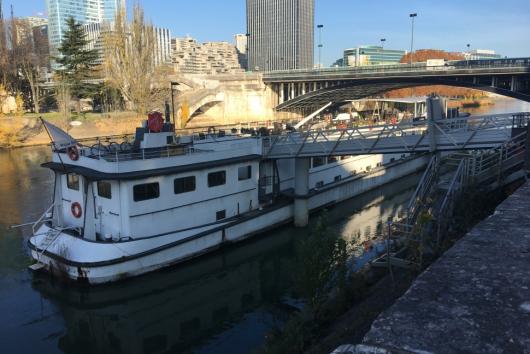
[294,158,310,227]
[279,83,285,104]
[511,76,518,92]
[491,76,498,87]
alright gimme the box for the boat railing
[77,145,200,162]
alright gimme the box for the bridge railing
[264,57,530,78]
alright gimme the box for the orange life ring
[67,145,79,161]
[71,202,83,219]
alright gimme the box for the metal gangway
[263,113,530,159]
[372,128,529,271]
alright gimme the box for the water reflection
[32,231,294,354]
[461,97,530,116]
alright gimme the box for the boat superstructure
[28,116,426,283]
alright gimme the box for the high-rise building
[46,0,125,61]
[343,45,406,67]
[13,17,47,45]
[246,0,314,72]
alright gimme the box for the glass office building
[343,45,406,67]
[247,0,314,71]
[46,0,125,61]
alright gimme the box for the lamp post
[466,43,471,67]
[409,13,417,66]
[245,33,250,71]
[317,24,324,69]
[380,38,386,50]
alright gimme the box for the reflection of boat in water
[32,228,295,354]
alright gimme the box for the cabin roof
[43,154,262,181]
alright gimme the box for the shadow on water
[29,170,421,354]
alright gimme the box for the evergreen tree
[55,17,99,112]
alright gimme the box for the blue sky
[6,0,530,65]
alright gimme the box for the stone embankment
[335,182,530,354]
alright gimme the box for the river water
[1,99,529,354]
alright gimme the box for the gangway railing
[264,113,527,158]
[406,155,439,225]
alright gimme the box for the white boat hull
[29,155,428,284]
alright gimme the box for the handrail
[264,58,530,77]
[438,159,466,217]
[406,154,439,224]
[32,203,57,235]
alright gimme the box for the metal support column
[426,97,443,152]
[294,158,310,227]
[511,76,518,92]
[279,83,285,104]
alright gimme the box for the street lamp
[466,43,470,67]
[245,33,251,71]
[409,13,417,66]
[317,24,324,69]
[380,38,386,50]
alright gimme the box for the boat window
[97,181,112,199]
[312,157,325,168]
[216,210,226,221]
[174,176,196,194]
[67,174,80,191]
[208,171,226,187]
[133,182,160,202]
[238,166,252,181]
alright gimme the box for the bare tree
[14,21,44,113]
[103,4,169,115]
[0,0,9,89]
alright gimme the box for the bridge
[262,58,530,111]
